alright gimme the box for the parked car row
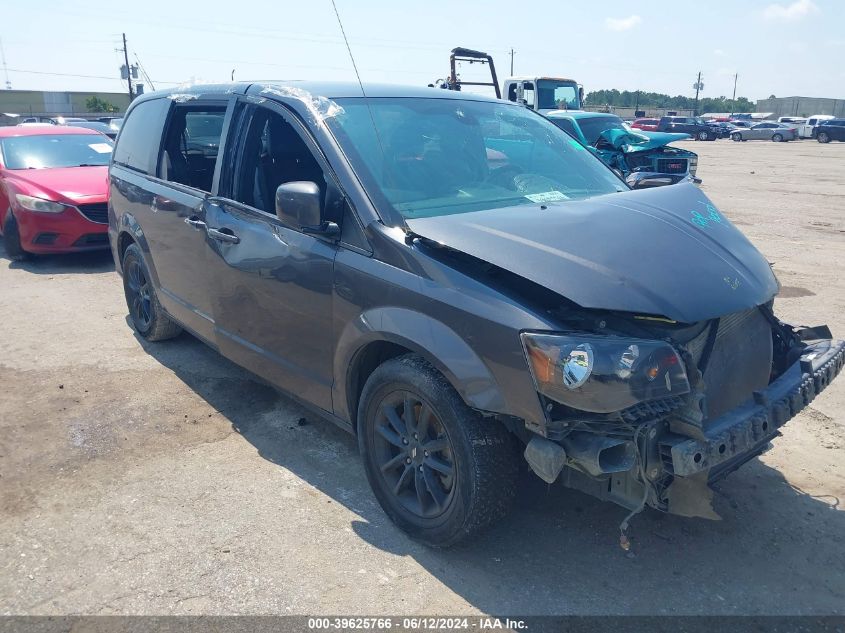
[15,116,123,139]
[631,115,845,143]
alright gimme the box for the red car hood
[10,166,108,203]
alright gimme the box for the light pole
[692,71,704,116]
[731,73,738,115]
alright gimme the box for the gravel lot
[1,139,843,616]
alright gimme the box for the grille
[77,203,108,224]
[686,308,773,421]
[656,158,688,174]
[625,153,653,170]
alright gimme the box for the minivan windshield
[327,97,625,220]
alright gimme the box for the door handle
[207,227,240,244]
[184,217,207,229]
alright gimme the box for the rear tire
[122,243,182,341]
[2,212,29,262]
[697,130,709,141]
[358,354,519,547]
[772,133,783,142]
[817,131,830,143]
[731,132,742,142]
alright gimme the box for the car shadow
[0,242,114,274]
[136,330,845,615]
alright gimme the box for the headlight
[521,333,690,413]
[15,194,69,214]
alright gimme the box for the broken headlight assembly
[521,333,690,413]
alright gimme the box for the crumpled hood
[599,128,690,153]
[9,166,109,202]
[406,184,779,323]
[625,130,691,152]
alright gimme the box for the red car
[630,118,659,131]
[0,126,112,260]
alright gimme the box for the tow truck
[431,47,584,113]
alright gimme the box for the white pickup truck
[798,115,834,139]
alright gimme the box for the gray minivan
[108,82,843,546]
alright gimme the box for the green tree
[584,89,756,113]
[85,96,119,113]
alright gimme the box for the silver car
[730,122,797,142]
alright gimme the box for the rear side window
[159,105,227,192]
[113,98,169,174]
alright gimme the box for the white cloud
[763,0,819,21]
[714,49,727,57]
[605,15,642,31]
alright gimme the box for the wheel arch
[115,212,156,282]
[334,307,508,433]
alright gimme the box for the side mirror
[626,173,674,189]
[275,181,339,238]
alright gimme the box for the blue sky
[1,0,842,102]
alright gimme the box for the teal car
[546,111,700,186]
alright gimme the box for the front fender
[333,307,507,425]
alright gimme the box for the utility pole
[509,48,515,75]
[731,73,738,115]
[692,71,703,116]
[0,37,10,90]
[122,33,133,101]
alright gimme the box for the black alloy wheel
[121,243,181,341]
[125,257,152,331]
[359,355,519,547]
[371,390,456,519]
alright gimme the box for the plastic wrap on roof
[260,86,344,121]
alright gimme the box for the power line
[5,66,181,84]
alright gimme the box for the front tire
[731,132,742,142]
[698,130,709,141]
[358,355,519,547]
[2,212,29,261]
[818,131,830,143]
[122,243,182,341]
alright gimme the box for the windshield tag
[88,143,113,154]
[525,191,570,203]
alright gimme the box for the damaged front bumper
[667,338,845,480]
[524,337,844,520]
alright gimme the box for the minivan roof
[131,81,505,105]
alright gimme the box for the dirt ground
[1,139,843,616]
